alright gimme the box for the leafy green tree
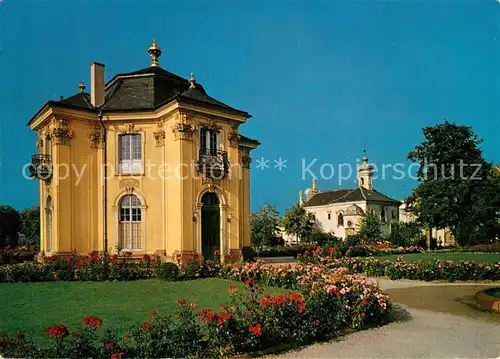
[281,204,314,243]
[407,121,500,245]
[20,206,40,246]
[250,204,281,247]
[0,205,21,247]
[390,222,425,247]
[357,211,382,243]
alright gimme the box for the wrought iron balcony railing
[197,148,229,179]
[29,154,52,181]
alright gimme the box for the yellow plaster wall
[34,106,255,260]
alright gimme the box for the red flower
[105,342,113,349]
[244,278,254,287]
[0,333,6,338]
[360,312,366,319]
[315,320,320,325]
[65,257,72,263]
[214,249,221,256]
[248,323,262,336]
[177,299,186,306]
[175,311,181,316]
[328,247,336,255]
[288,292,304,303]
[83,315,102,327]
[72,332,79,338]
[46,324,69,338]
[150,310,157,316]
[217,318,223,326]
[297,302,306,314]
[228,285,236,294]
[220,303,227,309]
[360,300,369,306]
[111,352,125,359]
[142,321,152,329]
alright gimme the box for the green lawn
[373,252,499,263]
[0,278,287,342]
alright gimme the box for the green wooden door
[201,193,220,259]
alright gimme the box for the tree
[390,222,425,248]
[407,121,500,245]
[0,205,21,247]
[250,204,281,247]
[20,206,40,246]
[281,204,314,243]
[357,211,382,243]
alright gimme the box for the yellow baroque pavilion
[27,41,259,260]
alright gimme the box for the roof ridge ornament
[189,72,196,89]
[78,81,86,93]
[148,39,162,67]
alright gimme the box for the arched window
[119,195,142,250]
[360,177,365,185]
[46,196,52,252]
[380,208,386,222]
[338,213,344,227]
[392,210,396,220]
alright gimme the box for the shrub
[345,245,373,257]
[308,231,340,246]
[156,262,179,281]
[389,222,425,248]
[346,234,361,247]
[241,246,257,262]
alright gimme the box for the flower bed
[298,247,500,282]
[0,245,38,264]
[0,252,219,283]
[254,243,318,258]
[0,261,391,358]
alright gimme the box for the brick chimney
[90,62,105,107]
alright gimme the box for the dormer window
[119,134,142,174]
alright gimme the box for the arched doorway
[46,196,52,252]
[201,192,220,259]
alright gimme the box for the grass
[372,252,499,263]
[0,278,288,342]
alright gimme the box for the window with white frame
[119,194,142,250]
[119,134,142,174]
[200,128,219,155]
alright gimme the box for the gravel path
[271,279,500,359]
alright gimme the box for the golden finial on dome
[189,72,196,89]
[78,81,86,93]
[148,39,162,67]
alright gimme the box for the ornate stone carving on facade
[120,123,141,134]
[36,132,44,149]
[202,176,221,189]
[240,148,251,168]
[51,119,73,145]
[202,119,221,131]
[119,178,139,194]
[89,125,104,149]
[228,126,240,148]
[153,120,166,147]
[172,112,195,141]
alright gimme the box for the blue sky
[0,0,499,213]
